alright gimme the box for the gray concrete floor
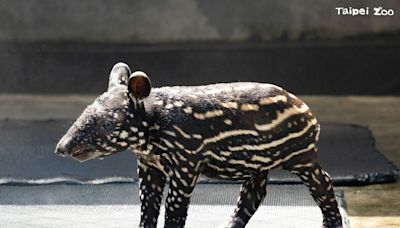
[1,95,399,227]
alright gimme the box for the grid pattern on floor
[0,184,350,228]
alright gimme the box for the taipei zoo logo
[336,6,395,16]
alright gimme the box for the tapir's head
[55,63,152,162]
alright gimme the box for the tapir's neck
[126,99,152,154]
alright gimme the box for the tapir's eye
[102,121,113,130]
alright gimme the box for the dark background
[1,0,400,95]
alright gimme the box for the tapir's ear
[128,71,151,99]
[108,62,131,90]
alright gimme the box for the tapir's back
[148,82,317,136]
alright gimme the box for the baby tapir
[55,62,343,228]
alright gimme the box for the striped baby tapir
[55,62,343,228]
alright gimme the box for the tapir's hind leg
[225,172,268,228]
[283,148,343,228]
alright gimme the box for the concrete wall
[1,0,400,43]
[1,42,399,95]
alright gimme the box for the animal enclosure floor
[0,184,349,228]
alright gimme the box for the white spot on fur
[251,155,272,163]
[220,151,232,157]
[154,100,164,106]
[163,130,177,137]
[149,123,160,131]
[241,104,259,111]
[173,101,184,107]
[221,102,238,109]
[161,138,175,148]
[259,95,288,105]
[192,134,202,139]
[181,167,189,173]
[223,119,232,125]
[118,141,127,147]
[183,106,193,114]
[119,131,129,139]
[139,139,146,145]
[128,136,138,141]
[193,110,224,120]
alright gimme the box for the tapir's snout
[55,133,102,162]
[55,135,76,157]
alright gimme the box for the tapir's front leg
[138,161,166,228]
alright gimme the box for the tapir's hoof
[321,221,343,228]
